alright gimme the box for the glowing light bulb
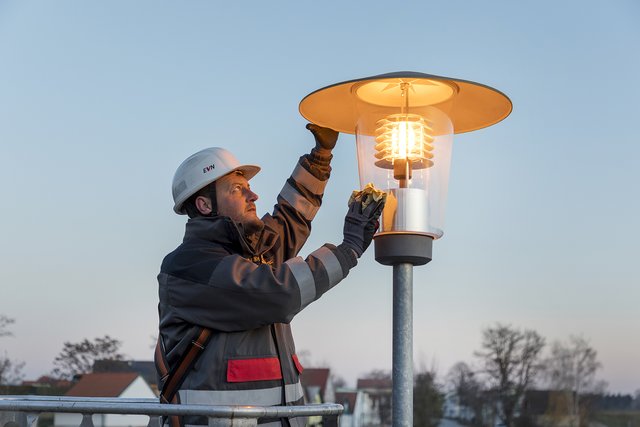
[375,113,434,163]
[374,113,435,184]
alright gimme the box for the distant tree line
[594,393,638,411]
[51,335,125,380]
[4,315,638,427]
[359,366,443,427]
[0,313,126,387]
[445,323,617,427]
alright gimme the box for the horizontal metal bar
[0,396,343,419]
[2,397,159,403]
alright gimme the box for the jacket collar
[183,216,277,257]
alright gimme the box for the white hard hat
[172,147,260,215]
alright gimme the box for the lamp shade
[299,71,512,136]
[299,72,512,240]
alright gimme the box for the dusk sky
[0,1,638,393]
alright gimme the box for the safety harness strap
[155,327,213,427]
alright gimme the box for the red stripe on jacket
[227,357,282,382]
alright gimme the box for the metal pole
[392,262,413,427]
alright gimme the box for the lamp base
[374,233,433,266]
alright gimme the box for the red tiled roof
[300,368,331,401]
[301,368,330,390]
[335,391,357,414]
[92,360,157,387]
[65,372,139,397]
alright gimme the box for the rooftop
[65,372,139,398]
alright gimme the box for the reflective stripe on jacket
[157,152,355,427]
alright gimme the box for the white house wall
[324,381,335,404]
[352,391,382,427]
[54,377,157,427]
[338,413,353,427]
[104,377,156,427]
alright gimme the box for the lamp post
[300,71,512,427]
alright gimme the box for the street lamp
[300,71,512,427]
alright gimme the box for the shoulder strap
[155,327,213,427]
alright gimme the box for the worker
[155,124,384,427]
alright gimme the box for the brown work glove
[306,123,338,152]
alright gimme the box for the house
[301,368,335,404]
[354,378,392,427]
[336,379,394,427]
[335,389,368,427]
[300,368,337,426]
[522,389,582,427]
[442,391,474,422]
[92,360,158,395]
[335,390,357,416]
[53,372,156,427]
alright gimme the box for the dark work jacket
[157,152,356,427]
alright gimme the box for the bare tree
[545,336,604,427]
[0,315,15,338]
[0,357,25,385]
[475,324,545,427]
[0,315,25,385]
[447,362,486,426]
[51,335,125,380]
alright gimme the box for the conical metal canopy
[299,71,512,135]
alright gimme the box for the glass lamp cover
[355,105,453,239]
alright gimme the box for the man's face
[215,172,264,235]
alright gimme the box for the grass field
[593,411,640,427]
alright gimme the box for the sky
[0,1,639,394]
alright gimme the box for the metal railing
[0,396,343,427]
